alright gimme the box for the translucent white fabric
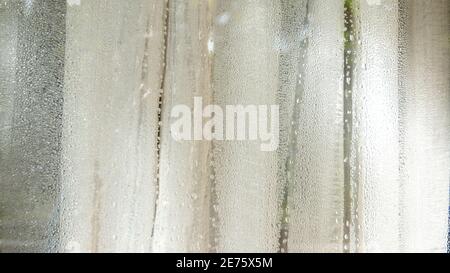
[0,0,448,253]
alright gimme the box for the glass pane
[0,0,448,253]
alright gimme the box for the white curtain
[0,0,449,253]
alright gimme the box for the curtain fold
[59,0,164,252]
[398,0,450,253]
[351,0,401,253]
[211,0,282,253]
[286,0,345,253]
[153,0,213,252]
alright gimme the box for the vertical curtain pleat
[276,0,309,253]
[287,0,345,253]
[352,0,401,253]
[153,0,213,252]
[399,0,450,253]
[59,0,164,252]
[211,0,282,252]
[348,0,450,253]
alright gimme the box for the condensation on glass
[0,0,449,253]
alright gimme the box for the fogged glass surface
[0,0,449,253]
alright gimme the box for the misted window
[0,0,449,253]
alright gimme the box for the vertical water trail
[277,0,309,253]
[211,0,282,252]
[59,0,164,252]
[399,0,450,253]
[0,0,66,252]
[343,0,359,253]
[152,0,214,252]
[287,0,345,253]
[352,0,400,252]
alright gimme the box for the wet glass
[0,0,449,253]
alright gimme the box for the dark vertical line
[397,0,408,252]
[343,0,355,254]
[279,0,310,253]
[208,1,219,252]
[208,137,219,252]
[445,2,450,255]
[53,0,67,254]
[208,36,218,251]
[151,0,170,241]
